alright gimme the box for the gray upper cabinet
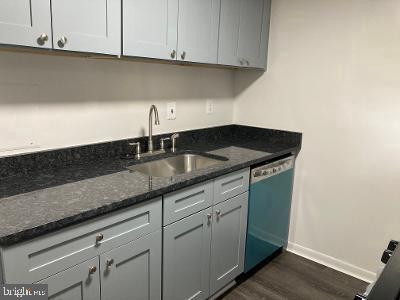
[163,208,212,300]
[123,0,178,60]
[37,257,100,300]
[177,0,221,64]
[51,0,121,55]
[218,0,271,68]
[100,230,162,300]
[210,192,248,295]
[0,0,52,48]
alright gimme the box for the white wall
[0,51,234,156]
[234,0,400,281]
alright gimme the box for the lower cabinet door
[163,208,212,300]
[210,192,248,295]
[100,230,162,300]
[37,257,100,300]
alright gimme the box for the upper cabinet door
[218,0,271,69]
[51,0,121,55]
[123,0,178,60]
[0,0,52,48]
[177,0,221,64]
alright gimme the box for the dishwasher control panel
[251,156,295,183]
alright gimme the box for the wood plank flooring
[221,252,368,300]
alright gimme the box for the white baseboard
[287,242,376,283]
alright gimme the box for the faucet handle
[129,142,141,159]
[160,137,170,151]
[170,133,180,153]
[171,133,180,139]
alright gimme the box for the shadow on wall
[234,69,265,98]
[0,51,234,105]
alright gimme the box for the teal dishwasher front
[244,156,295,273]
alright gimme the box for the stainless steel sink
[128,154,225,177]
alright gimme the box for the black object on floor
[221,251,368,300]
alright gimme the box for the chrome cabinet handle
[181,51,186,60]
[106,258,114,267]
[95,233,104,243]
[171,50,176,59]
[37,33,48,46]
[246,59,250,66]
[239,59,244,65]
[215,210,221,217]
[89,266,97,274]
[58,36,67,48]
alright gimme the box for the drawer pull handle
[89,266,97,274]
[106,258,114,267]
[96,233,104,243]
[215,210,221,217]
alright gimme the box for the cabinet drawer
[1,198,161,283]
[163,181,213,225]
[213,168,250,204]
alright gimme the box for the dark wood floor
[221,252,368,300]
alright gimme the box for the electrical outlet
[206,99,214,114]
[167,102,176,120]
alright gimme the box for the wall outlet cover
[167,102,176,120]
[206,99,214,114]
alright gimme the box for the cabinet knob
[181,51,186,60]
[58,36,68,48]
[37,33,48,46]
[96,233,104,243]
[106,258,114,267]
[88,266,97,274]
[207,213,212,223]
[171,50,176,59]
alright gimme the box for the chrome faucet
[148,105,160,153]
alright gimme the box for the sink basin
[128,153,226,177]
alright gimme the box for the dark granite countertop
[0,125,302,246]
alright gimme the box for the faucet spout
[148,105,160,152]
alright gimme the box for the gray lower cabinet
[0,0,52,48]
[218,0,271,68]
[163,171,249,299]
[210,192,248,295]
[37,257,101,300]
[163,208,212,300]
[0,198,162,300]
[100,230,162,300]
